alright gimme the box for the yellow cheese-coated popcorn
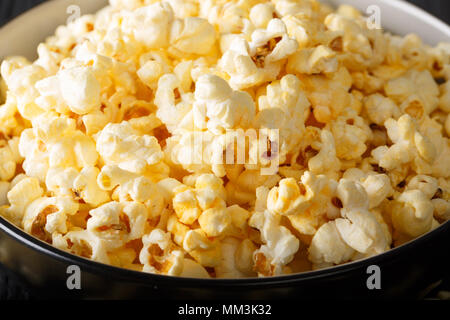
[182,228,222,267]
[73,166,110,206]
[392,190,434,237]
[87,201,149,250]
[169,17,216,56]
[256,74,309,163]
[1,62,46,121]
[324,11,386,71]
[45,167,78,197]
[371,115,441,175]
[215,237,253,278]
[198,207,231,237]
[308,129,340,178]
[249,209,299,276]
[23,196,79,238]
[0,181,10,206]
[439,81,450,113]
[406,175,439,199]
[0,177,43,226]
[308,221,355,268]
[140,229,184,275]
[0,137,21,181]
[249,3,275,29]
[364,94,401,126]
[329,110,372,161]
[385,70,439,119]
[0,0,449,278]
[154,73,195,133]
[194,74,255,133]
[219,18,297,90]
[96,121,164,174]
[58,67,101,115]
[18,113,98,181]
[122,2,174,49]
[53,229,110,264]
[287,45,338,75]
[334,179,391,256]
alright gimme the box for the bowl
[0,0,449,299]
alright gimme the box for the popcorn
[0,137,21,181]
[302,67,353,117]
[371,115,439,174]
[169,17,216,56]
[154,73,195,133]
[18,113,98,182]
[182,228,222,267]
[308,221,355,267]
[96,121,165,175]
[384,70,439,119]
[73,166,110,206]
[225,169,280,206]
[219,18,298,89]
[193,74,255,134]
[198,207,231,237]
[1,61,46,120]
[249,209,299,276]
[256,74,310,163]
[406,175,439,199]
[172,173,226,225]
[439,81,450,113]
[324,11,386,71]
[87,201,149,250]
[268,171,338,235]
[0,177,43,226]
[199,0,252,35]
[361,174,393,209]
[249,3,275,29]
[333,179,391,256]
[287,45,338,75]
[392,190,434,237]
[215,237,251,278]
[58,67,101,115]
[23,196,79,240]
[329,109,372,161]
[122,2,174,49]
[364,94,401,126]
[45,167,79,197]
[0,181,10,206]
[173,187,202,225]
[1,0,449,278]
[308,130,340,177]
[54,229,110,264]
[139,229,184,276]
[432,198,450,221]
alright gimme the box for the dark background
[0,0,450,27]
[0,0,449,300]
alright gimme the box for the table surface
[0,0,449,300]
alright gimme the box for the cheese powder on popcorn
[0,0,449,278]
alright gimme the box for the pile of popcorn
[0,0,449,278]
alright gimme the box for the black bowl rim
[1,215,448,287]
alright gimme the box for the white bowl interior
[1,0,450,61]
